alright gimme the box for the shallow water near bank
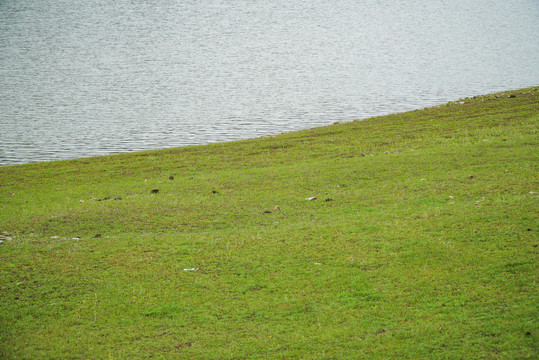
[0,0,538,165]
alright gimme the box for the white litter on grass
[183,268,199,271]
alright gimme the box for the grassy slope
[0,87,537,359]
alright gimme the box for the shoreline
[2,86,536,167]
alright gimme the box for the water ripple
[0,0,538,165]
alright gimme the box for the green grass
[1,87,538,359]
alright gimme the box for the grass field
[0,87,537,359]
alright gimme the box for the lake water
[1,0,538,166]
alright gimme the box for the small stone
[273,206,280,210]
[469,175,474,179]
[0,240,4,245]
[169,175,174,180]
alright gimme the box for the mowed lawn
[0,87,537,359]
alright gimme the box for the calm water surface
[1,0,538,165]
